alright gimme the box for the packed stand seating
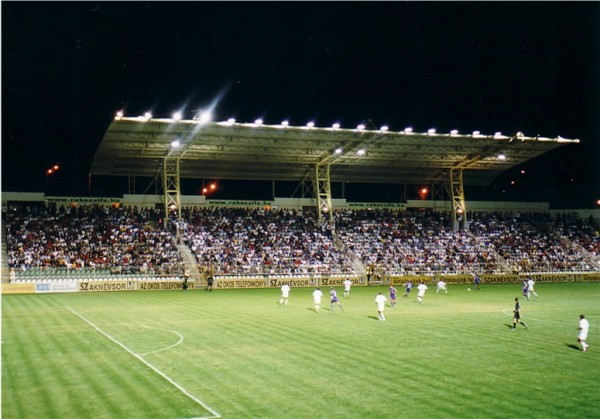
[180,207,354,276]
[334,208,499,276]
[3,204,598,281]
[550,213,600,258]
[468,211,598,273]
[4,205,185,278]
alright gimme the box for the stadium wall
[3,191,598,217]
[0,192,552,210]
[3,272,600,295]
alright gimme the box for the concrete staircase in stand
[177,242,203,286]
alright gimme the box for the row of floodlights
[115,111,514,138]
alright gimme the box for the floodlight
[497,154,506,160]
[494,132,502,137]
[332,123,340,130]
[226,118,236,125]
[115,111,124,120]
[472,131,481,136]
[357,149,366,156]
[404,127,413,133]
[193,110,211,123]
[380,125,389,132]
[281,120,289,127]
[357,124,365,131]
[144,112,152,120]
[335,148,343,154]
[171,140,181,148]
[306,121,315,128]
[450,129,459,135]
[255,118,263,125]
[172,111,182,121]
[427,128,436,134]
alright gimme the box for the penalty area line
[66,306,220,419]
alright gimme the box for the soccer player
[343,278,353,297]
[527,277,538,299]
[473,274,481,290]
[388,285,398,308]
[375,292,387,321]
[329,288,344,311]
[402,280,413,298]
[522,280,529,300]
[312,287,324,313]
[578,314,590,352]
[512,297,528,330]
[416,282,428,304]
[436,279,448,294]
[279,283,290,305]
[206,276,214,292]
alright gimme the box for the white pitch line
[66,306,221,419]
[123,325,184,356]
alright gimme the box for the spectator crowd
[3,204,599,280]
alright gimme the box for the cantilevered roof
[91,117,579,186]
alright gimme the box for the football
[467,288,471,291]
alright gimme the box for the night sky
[2,2,599,208]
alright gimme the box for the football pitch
[2,283,599,419]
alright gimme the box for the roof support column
[128,175,136,195]
[163,157,182,228]
[449,168,467,230]
[313,163,333,224]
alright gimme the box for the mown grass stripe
[3,284,599,418]
[66,306,221,418]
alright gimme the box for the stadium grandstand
[2,115,599,292]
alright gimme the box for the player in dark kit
[389,285,398,308]
[402,281,413,298]
[512,298,528,330]
[329,288,344,311]
[473,274,481,290]
[522,280,529,300]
